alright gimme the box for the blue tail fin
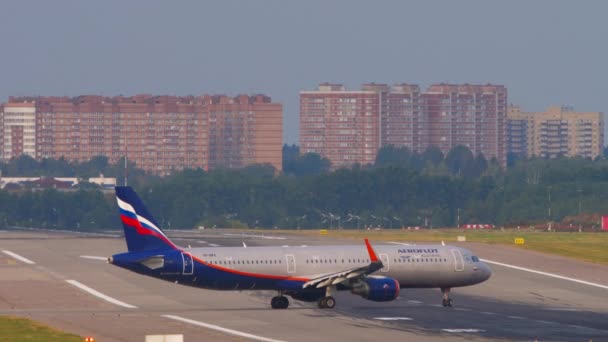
[115,186,178,252]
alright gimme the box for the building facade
[300,84,381,167]
[206,95,282,170]
[421,84,507,165]
[507,105,604,159]
[1,94,283,174]
[2,102,37,160]
[506,105,531,159]
[300,83,507,168]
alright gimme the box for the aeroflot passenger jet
[109,186,491,309]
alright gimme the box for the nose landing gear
[441,288,453,307]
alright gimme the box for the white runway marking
[507,315,525,320]
[442,329,485,333]
[480,311,497,315]
[406,300,423,304]
[386,241,413,246]
[208,243,220,247]
[481,259,608,290]
[223,233,287,240]
[162,315,285,342]
[197,240,207,244]
[545,307,581,312]
[373,317,413,321]
[80,255,107,261]
[66,280,137,309]
[2,250,35,264]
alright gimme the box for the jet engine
[351,277,400,302]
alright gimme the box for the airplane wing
[302,239,383,289]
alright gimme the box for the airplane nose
[481,263,492,281]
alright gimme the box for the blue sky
[1,1,606,144]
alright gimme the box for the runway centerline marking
[80,255,107,261]
[442,329,485,333]
[2,250,35,264]
[386,241,413,246]
[223,233,287,240]
[66,280,137,309]
[481,259,608,290]
[162,314,285,342]
[374,317,413,321]
[208,243,220,247]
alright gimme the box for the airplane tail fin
[115,186,178,252]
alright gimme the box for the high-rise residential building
[300,83,381,167]
[2,102,37,160]
[300,83,506,168]
[206,94,282,170]
[506,105,531,159]
[382,84,425,151]
[0,94,283,174]
[421,84,507,165]
[507,105,604,159]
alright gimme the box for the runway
[1,228,607,341]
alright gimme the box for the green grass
[278,229,608,265]
[0,316,82,342]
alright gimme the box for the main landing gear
[441,287,453,307]
[271,292,289,309]
[317,296,336,309]
[317,285,336,309]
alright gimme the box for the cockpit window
[472,256,480,262]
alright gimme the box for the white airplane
[109,186,491,309]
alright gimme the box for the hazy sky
[1,1,606,144]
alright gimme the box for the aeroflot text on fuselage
[398,248,439,254]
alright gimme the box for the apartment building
[2,102,37,160]
[506,105,531,159]
[206,94,282,170]
[421,84,507,165]
[507,105,604,159]
[1,94,283,174]
[300,83,506,168]
[300,83,381,167]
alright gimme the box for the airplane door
[450,249,464,272]
[182,252,194,275]
[285,254,296,274]
[379,253,389,272]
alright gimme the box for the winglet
[364,238,379,262]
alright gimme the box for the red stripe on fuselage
[120,214,177,249]
[189,254,310,282]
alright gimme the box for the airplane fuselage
[112,243,491,292]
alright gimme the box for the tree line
[1,145,608,231]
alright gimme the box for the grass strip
[0,316,82,342]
